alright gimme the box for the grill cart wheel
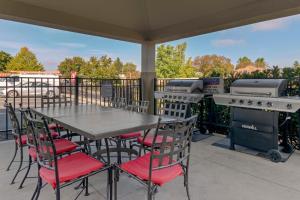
[267,149,282,163]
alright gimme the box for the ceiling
[1,0,300,43]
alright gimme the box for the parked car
[0,82,60,98]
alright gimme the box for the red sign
[71,71,77,85]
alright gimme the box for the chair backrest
[126,100,149,113]
[19,107,36,148]
[160,102,189,119]
[109,97,127,108]
[26,115,56,170]
[5,102,22,139]
[149,115,197,173]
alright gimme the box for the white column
[141,42,156,113]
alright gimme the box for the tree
[94,56,119,79]
[113,57,124,74]
[123,62,139,79]
[0,51,12,72]
[293,60,300,68]
[6,47,43,71]
[79,56,119,79]
[156,43,194,78]
[193,55,234,78]
[282,67,295,81]
[236,56,253,69]
[58,56,86,77]
[254,57,267,69]
[271,65,281,78]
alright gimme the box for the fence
[0,77,141,140]
[154,78,300,149]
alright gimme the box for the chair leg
[31,178,39,200]
[10,145,24,184]
[55,187,61,200]
[84,178,89,196]
[107,169,113,200]
[6,142,18,171]
[19,155,32,189]
[147,184,152,200]
[184,173,191,200]
[34,177,42,200]
[114,168,119,200]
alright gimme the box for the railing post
[139,78,142,101]
[153,78,157,115]
[74,76,79,105]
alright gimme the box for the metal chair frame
[138,102,189,154]
[108,97,127,109]
[114,116,197,200]
[26,116,112,200]
[5,101,28,185]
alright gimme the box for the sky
[0,14,300,71]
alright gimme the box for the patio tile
[1,134,300,200]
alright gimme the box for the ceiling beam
[0,0,145,43]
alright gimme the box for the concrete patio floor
[1,134,300,200]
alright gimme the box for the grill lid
[165,80,203,93]
[231,79,287,88]
[230,79,287,97]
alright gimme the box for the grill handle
[233,91,272,97]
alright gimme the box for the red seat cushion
[28,139,78,160]
[39,131,59,140]
[48,123,64,130]
[16,131,59,145]
[120,152,183,186]
[40,152,105,188]
[16,135,27,145]
[119,132,142,139]
[137,135,173,147]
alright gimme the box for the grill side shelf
[213,94,300,113]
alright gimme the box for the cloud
[56,42,86,48]
[251,14,300,31]
[251,18,287,31]
[0,40,74,69]
[212,39,245,47]
[0,40,26,50]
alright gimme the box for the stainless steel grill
[155,78,224,103]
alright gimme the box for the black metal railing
[0,77,141,140]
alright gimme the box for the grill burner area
[213,79,300,112]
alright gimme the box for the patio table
[32,104,162,140]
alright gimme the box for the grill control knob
[239,100,244,104]
[231,99,236,103]
[287,104,292,110]
[248,100,253,105]
[266,102,272,107]
[257,101,262,106]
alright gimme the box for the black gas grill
[213,79,300,162]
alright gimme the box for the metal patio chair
[108,97,127,109]
[5,101,28,185]
[137,102,189,151]
[26,116,111,200]
[114,115,197,200]
[119,100,150,141]
[18,107,79,189]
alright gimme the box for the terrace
[1,1,300,200]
